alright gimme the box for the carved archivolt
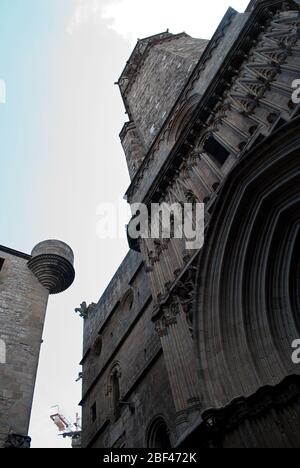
[195,118,300,410]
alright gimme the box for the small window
[112,371,121,420]
[0,258,4,272]
[91,402,97,423]
[121,289,134,312]
[108,363,122,421]
[204,135,230,165]
[92,336,103,357]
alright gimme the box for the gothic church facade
[80,0,300,448]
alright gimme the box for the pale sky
[0,0,249,448]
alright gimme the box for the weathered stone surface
[0,241,74,448]
[82,0,300,449]
[119,33,208,152]
[28,240,75,294]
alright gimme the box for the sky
[0,0,249,448]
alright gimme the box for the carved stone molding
[153,261,198,336]
[194,116,300,412]
[5,434,31,449]
[154,303,179,337]
[126,1,300,206]
[180,375,300,448]
[28,240,75,295]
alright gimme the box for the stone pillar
[154,298,201,436]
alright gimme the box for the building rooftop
[118,31,208,96]
[0,245,30,260]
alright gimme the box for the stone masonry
[0,240,75,448]
[81,0,300,449]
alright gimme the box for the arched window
[107,363,122,421]
[147,417,172,449]
[92,335,103,357]
[121,288,134,312]
[112,370,121,420]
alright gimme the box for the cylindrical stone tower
[28,240,75,295]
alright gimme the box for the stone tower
[0,240,75,448]
[118,32,208,179]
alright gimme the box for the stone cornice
[28,254,75,295]
[184,374,300,448]
[0,245,31,261]
[177,374,300,448]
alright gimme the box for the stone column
[154,298,201,436]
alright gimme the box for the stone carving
[155,305,179,337]
[126,5,300,204]
[5,434,31,449]
[75,302,97,319]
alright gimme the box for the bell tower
[118,32,208,179]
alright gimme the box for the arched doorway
[193,117,300,447]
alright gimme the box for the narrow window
[91,402,97,423]
[112,371,121,420]
[0,258,4,272]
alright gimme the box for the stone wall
[0,248,48,447]
[120,34,208,152]
[80,250,177,448]
[0,241,74,448]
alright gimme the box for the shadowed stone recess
[5,434,32,449]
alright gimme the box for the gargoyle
[75,302,97,319]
